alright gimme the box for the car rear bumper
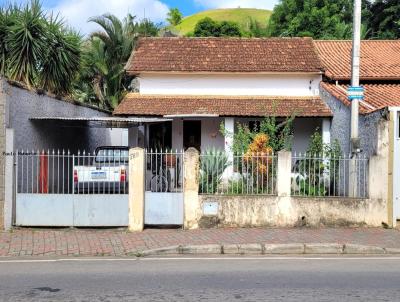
[74,182,128,194]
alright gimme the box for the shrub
[199,149,229,194]
[293,129,343,196]
[194,17,242,37]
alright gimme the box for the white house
[114,37,332,154]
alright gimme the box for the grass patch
[171,8,272,36]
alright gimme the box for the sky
[0,0,279,34]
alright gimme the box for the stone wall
[320,85,387,158]
[198,195,387,228]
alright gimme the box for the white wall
[292,118,322,153]
[109,128,129,146]
[171,118,225,151]
[139,73,321,97]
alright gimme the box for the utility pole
[348,0,364,197]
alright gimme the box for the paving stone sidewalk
[1,227,400,257]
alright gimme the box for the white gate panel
[16,194,74,226]
[144,150,184,226]
[145,192,183,225]
[16,194,129,227]
[73,195,128,226]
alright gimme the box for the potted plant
[164,152,177,168]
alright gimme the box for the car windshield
[95,149,128,163]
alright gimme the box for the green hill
[171,8,272,36]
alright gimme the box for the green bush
[293,129,342,196]
[194,17,242,37]
[199,149,229,194]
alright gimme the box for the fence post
[128,147,145,232]
[277,151,292,197]
[183,147,200,229]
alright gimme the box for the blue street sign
[348,86,364,100]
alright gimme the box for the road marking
[0,257,400,263]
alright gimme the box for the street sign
[348,86,364,100]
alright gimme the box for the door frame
[183,120,202,151]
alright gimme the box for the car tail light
[73,170,78,183]
[120,168,126,182]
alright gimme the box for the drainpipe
[349,0,363,197]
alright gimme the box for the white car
[73,146,128,194]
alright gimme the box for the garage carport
[13,116,171,227]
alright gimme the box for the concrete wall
[197,195,387,228]
[1,79,115,153]
[139,73,322,97]
[185,147,389,229]
[0,80,6,229]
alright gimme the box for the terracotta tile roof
[314,40,400,81]
[126,37,323,74]
[321,82,400,114]
[113,94,332,117]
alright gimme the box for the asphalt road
[1,256,400,301]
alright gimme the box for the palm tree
[79,14,137,109]
[1,0,81,95]
[39,15,81,95]
[75,14,160,109]
[6,0,47,88]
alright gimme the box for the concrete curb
[138,243,400,257]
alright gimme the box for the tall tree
[193,17,242,37]
[39,16,81,95]
[367,0,400,39]
[75,14,160,109]
[167,8,182,26]
[267,0,370,39]
[0,0,81,94]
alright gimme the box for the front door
[183,121,201,151]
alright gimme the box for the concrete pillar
[224,117,234,177]
[4,129,14,230]
[183,147,200,229]
[369,119,390,201]
[0,79,6,230]
[322,118,331,146]
[369,155,388,200]
[277,151,292,197]
[128,148,145,232]
[388,111,395,227]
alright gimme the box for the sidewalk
[1,227,400,257]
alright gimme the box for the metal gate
[14,150,129,227]
[144,150,184,225]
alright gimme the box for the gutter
[164,114,219,118]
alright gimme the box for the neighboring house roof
[314,40,400,81]
[113,94,332,117]
[125,37,323,74]
[321,82,400,114]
